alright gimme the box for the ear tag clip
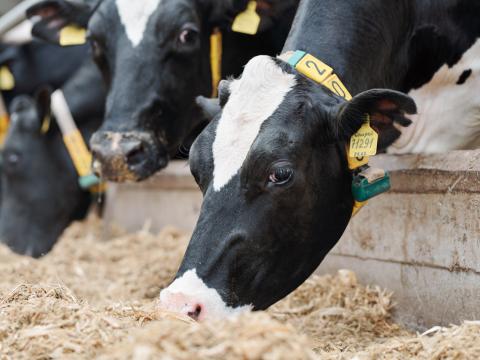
[59,25,87,46]
[232,1,261,35]
[349,115,378,158]
[0,66,15,91]
[352,167,391,203]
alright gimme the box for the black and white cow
[159,0,480,320]
[28,0,299,182]
[0,59,105,257]
[0,40,88,104]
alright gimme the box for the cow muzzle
[158,269,252,322]
[90,131,168,182]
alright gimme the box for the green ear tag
[352,167,391,202]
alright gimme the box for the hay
[0,218,479,359]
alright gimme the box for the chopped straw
[0,217,478,359]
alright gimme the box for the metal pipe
[0,0,43,36]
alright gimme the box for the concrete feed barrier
[104,151,480,329]
[318,150,480,330]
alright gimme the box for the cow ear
[196,96,221,122]
[26,0,92,45]
[35,87,52,125]
[334,89,417,150]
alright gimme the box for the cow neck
[282,0,413,94]
[280,50,391,216]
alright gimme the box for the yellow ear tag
[63,130,93,177]
[0,114,9,146]
[210,28,222,98]
[59,25,87,46]
[0,66,15,91]
[232,1,261,35]
[349,115,378,158]
[40,115,51,134]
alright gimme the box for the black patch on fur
[457,69,472,85]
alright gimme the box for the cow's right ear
[333,89,417,151]
[26,0,93,45]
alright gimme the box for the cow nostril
[125,143,146,166]
[187,304,202,321]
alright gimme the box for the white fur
[212,56,296,191]
[115,0,161,47]
[159,269,251,320]
[389,38,480,154]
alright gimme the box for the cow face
[85,0,250,182]
[159,56,416,321]
[0,90,91,257]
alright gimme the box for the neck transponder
[281,50,391,216]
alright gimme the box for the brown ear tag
[232,1,261,35]
[59,25,87,46]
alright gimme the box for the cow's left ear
[26,0,93,45]
[35,87,52,128]
[334,89,417,150]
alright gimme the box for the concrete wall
[104,151,480,330]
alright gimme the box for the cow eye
[3,151,21,170]
[179,23,199,45]
[268,167,294,185]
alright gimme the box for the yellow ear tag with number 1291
[232,1,261,35]
[349,115,378,158]
[59,25,87,46]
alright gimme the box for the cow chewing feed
[27,0,299,182]
[161,0,479,321]
[0,60,105,257]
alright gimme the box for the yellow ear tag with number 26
[59,25,87,46]
[232,1,261,35]
[349,115,378,158]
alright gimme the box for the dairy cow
[0,59,105,257]
[28,0,299,181]
[159,0,479,320]
[0,41,88,104]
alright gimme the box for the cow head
[0,89,92,257]
[159,56,416,321]
[27,0,291,182]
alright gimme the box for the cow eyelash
[268,166,294,186]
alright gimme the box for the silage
[0,218,479,360]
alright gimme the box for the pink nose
[159,291,205,321]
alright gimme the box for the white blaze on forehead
[116,0,162,47]
[159,269,251,320]
[212,56,297,191]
